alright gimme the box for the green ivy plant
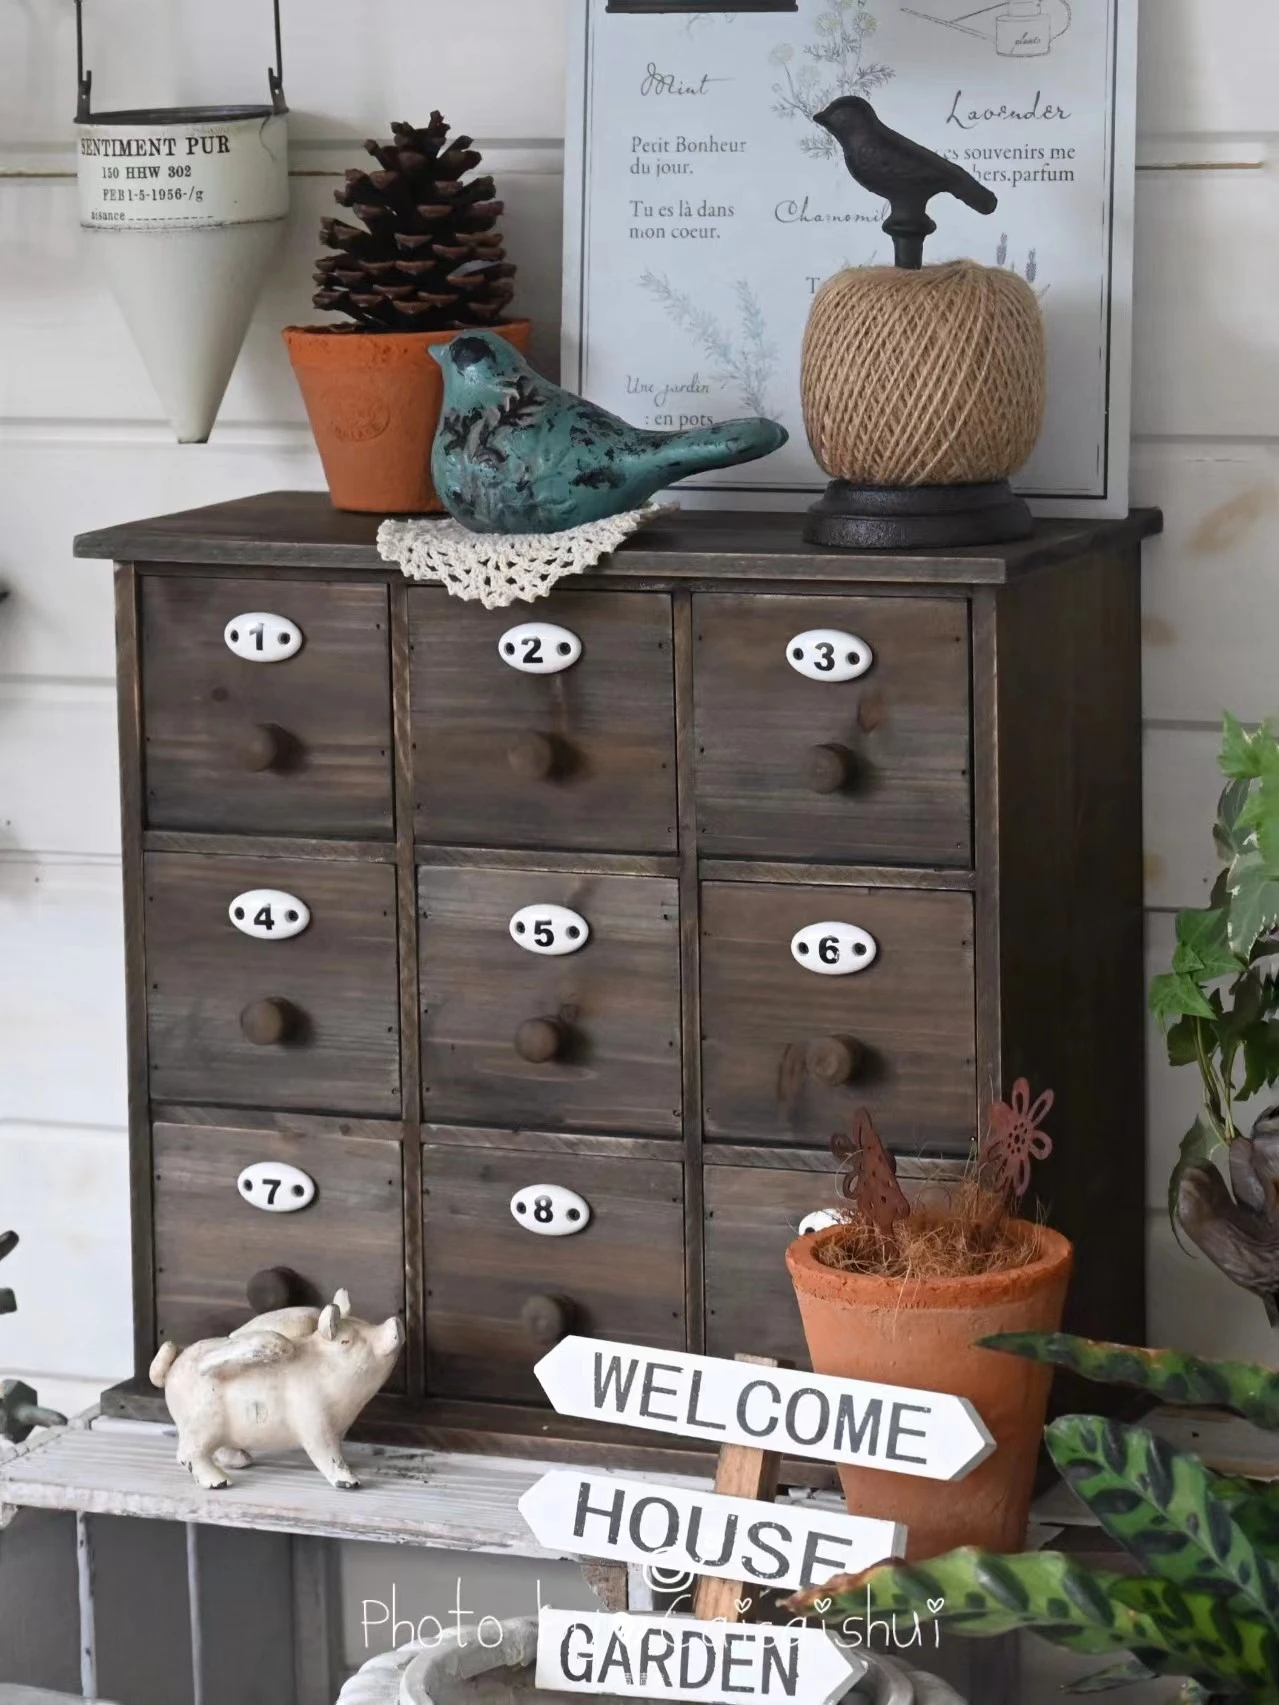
[791,1332,1279,1701]
[1149,715,1279,1221]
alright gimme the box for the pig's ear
[333,1289,352,1318]
[317,1304,340,1341]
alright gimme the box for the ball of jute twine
[802,260,1047,488]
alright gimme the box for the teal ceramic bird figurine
[429,332,788,534]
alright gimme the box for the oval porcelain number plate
[791,920,879,976]
[799,1209,843,1237]
[510,1183,592,1237]
[224,612,304,664]
[237,1162,316,1215]
[498,621,582,675]
[509,903,590,956]
[229,890,311,941]
[787,629,873,683]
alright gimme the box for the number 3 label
[786,629,873,684]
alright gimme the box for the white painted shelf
[0,1420,715,1553]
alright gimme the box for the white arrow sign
[536,1609,864,1705]
[534,1339,993,1482]
[519,1471,904,1590]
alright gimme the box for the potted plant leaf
[791,1332,1279,1702]
[785,1090,1072,1560]
[284,114,531,514]
[1150,714,1279,1323]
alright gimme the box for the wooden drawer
[153,1119,406,1390]
[410,589,677,852]
[423,1141,685,1402]
[419,867,682,1136]
[693,594,971,865]
[705,1163,834,1370]
[701,882,976,1150]
[145,854,401,1114]
[141,575,393,837]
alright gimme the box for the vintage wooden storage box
[77,495,1159,1468]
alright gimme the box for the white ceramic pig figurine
[150,1289,404,1491]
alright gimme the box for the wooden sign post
[692,1354,781,1626]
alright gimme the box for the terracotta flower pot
[786,1222,1073,1562]
[283,320,533,514]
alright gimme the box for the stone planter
[336,1619,967,1705]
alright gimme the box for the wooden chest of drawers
[78,495,1160,1468]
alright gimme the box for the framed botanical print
[564,0,1139,516]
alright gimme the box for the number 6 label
[237,1162,316,1214]
[790,920,879,976]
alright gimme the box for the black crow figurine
[815,96,998,268]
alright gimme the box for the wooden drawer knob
[246,1267,305,1315]
[507,731,560,782]
[236,722,293,773]
[806,1035,864,1087]
[520,1293,576,1346]
[514,1017,568,1064]
[239,997,300,1047]
[805,743,855,794]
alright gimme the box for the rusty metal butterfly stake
[833,1107,910,1232]
[980,1079,1054,1206]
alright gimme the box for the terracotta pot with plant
[786,1088,1072,1562]
[284,114,531,514]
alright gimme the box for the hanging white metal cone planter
[73,0,290,443]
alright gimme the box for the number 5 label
[509,903,591,957]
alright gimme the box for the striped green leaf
[980,1332,1279,1429]
[791,1550,1201,1672]
[1109,1577,1279,1697]
[1047,1417,1279,1628]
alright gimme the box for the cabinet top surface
[75,491,1161,587]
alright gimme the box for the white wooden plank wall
[0,2,1275,1651]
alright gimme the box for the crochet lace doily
[376,503,676,609]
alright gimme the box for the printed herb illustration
[995,233,1050,299]
[638,272,781,417]
[769,1,895,159]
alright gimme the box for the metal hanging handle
[74,0,287,121]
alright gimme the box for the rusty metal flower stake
[981,1079,1054,1205]
[833,1107,910,1233]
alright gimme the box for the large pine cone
[312,114,517,332]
